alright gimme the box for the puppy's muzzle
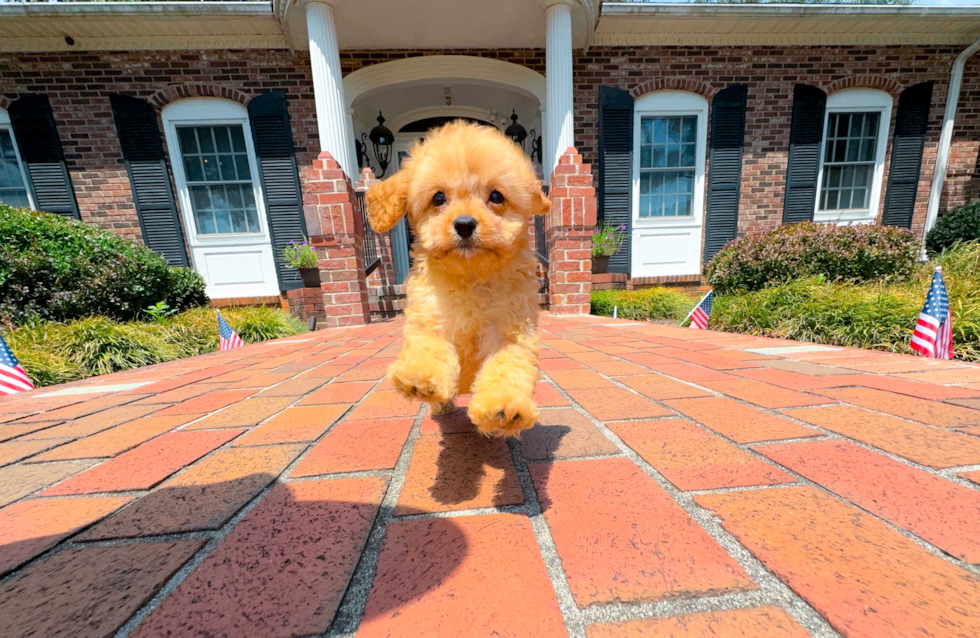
[453,216,478,240]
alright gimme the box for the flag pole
[680,290,711,327]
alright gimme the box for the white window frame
[814,88,893,224]
[632,90,708,229]
[161,98,270,247]
[0,107,35,210]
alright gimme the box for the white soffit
[597,3,980,47]
[0,2,288,52]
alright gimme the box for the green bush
[710,241,980,362]
[0,205,208,325]
[2,307,307,387]
[705,221,921,294]
[591,287,694,322]
[927,202,980,255]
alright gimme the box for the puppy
[365,121,550,437]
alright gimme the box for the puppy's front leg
[468,335,539,437]
[388,334,459,409]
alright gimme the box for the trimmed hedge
[710,241,980,362]
[0,205,208,325]
[705,221,921,294]
[927,202,980,255]
[591,287,694,322]
[3,307,308,387]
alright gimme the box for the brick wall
[573,45,980,239]
[2,45,979,254]
[0,49,320,244]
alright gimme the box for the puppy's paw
[467,390,538,438]
[388,359,455,405]
[432,400,456,416]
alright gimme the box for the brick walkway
[2,315,980,637]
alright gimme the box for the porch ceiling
[0,2,289,52]
[597,3,980,47]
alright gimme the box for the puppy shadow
[427,405,569,509]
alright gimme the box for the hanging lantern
[505,110,527,150]
[369,112,394,177]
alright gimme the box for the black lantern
[369,112,394,177]
[505,110,527,149]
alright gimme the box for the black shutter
[782,84,827,224]
[882,81,933,228]
[704,84,748,262]
[109,94,188,266]
[248,91,307,291]
[7,94,79,219]
[598,86,634,274]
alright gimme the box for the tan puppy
[365,121,550,437]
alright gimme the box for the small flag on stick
[911,266,954,360]
[0,332,33,395]
[216,310,245,351]
[684,290,714,330]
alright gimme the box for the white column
[545,2,574,174]
[307,1,356,175]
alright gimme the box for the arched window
[633,90,708,220]
[161,98,265,237]
[815,88,893,223]
[0,106,32,209]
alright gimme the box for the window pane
[230,126,247,152]
[0,129,30,207]
[641,119,653,145]
[235,154,251,180]
[677,192,692,217]
[640,145,651,168]
[197,127,216,153]
[652,145,665,168]
[681,143,696,167]
[177,127,198,154]
[681,117,697,144]
[653,118,667,143]
[215,128,232,153]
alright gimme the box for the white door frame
[162,98,280,299]
[630,90,708,279]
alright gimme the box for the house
[2,1,980,324]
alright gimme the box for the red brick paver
[3,315,980,637]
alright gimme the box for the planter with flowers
[591,224,627,274]
[282,239,321,287]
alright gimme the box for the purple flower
[620,225,626,229]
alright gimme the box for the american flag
[216,311,244,351]
[911,267,954,360]
[685,290,714,330]
[0,332,33,395]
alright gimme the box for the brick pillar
[546,147,597,315]
[302,151,371,327]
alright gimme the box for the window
[162,98,267,242]
[638,116,697,217]
[0,108,32,209]
[176,125,259,235]
[632,90,708,225]
[816,89,892,222]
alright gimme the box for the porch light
[369,112,394,178]
[505,110,527,149]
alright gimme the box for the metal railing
[535,184,549,266]
[355,191,382,276]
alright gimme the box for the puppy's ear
[366,169,411,233]
[531,186,551,217]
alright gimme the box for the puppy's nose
[453,216,478,239]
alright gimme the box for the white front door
[163,99,280,299]
[630,91,708,278]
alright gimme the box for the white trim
[0,106,34,210]
[161,97,280,298]
[630,90,708,278]
[814,88,892,225]
[343,56,547,110]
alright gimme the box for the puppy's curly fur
[365,121,550,437]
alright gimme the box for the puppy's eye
[432,192,447,207]
[488,190,504,205]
